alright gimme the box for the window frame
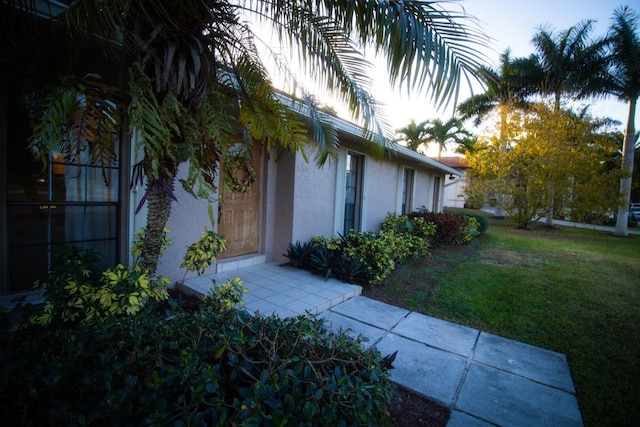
[334,149,367,235]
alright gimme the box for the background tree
[457,49,538,216]
[530,20,609,226]
[395,118,429,151]
[9,0,490,274]
[465,103,621,228]
[604,6,640,236]
[422,117,471,159]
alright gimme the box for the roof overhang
[276,93,463,177]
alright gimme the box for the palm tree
[8,0,489,274]
[531,21,609,111]
[457,49,537,216]
[422,117,471,159]
[605,6,640,236]
[395,119,429,151]
[531,21,609,226]
[458,49,538,127]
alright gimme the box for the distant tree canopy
[465,103,623,228]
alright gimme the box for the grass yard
[364,212,640,427]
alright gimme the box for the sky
[365,0,638,138]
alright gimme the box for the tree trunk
[139,174,176,274]
[494,105,508,218]
[545,188,554,227]
[614,99,637,236]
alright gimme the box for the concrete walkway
[183,261,583,426]
[481,206,640,235]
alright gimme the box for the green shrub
[463,212,490,235]
[1,291,394,426]
[180,227,227,277]
[285,214,435,286]
[27,246,169,327]
[457,216,480,244]
[408,211,477,246]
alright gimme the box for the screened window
[344,152,364,235]
[402,168,414,214]
[432,176,441,212]
[3,86,121,295]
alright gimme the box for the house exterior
[436,156,469,209]
[152,110,462,281]
[0,2,461,297]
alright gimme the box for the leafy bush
[27,246,169,327]
[285,214,435,286]
[180,227,227,276]
[408,211,479,246]
[463,212,490,235]
[1,290,394,426]
[457,216,481,244]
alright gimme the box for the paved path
[321,297,582,427]
[184,262,583,426]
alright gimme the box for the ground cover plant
[1,287,395,426]
[365,209,640,426]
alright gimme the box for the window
[401,168,414,214]
[2,84,121,295]
[432,176,441,212]
[343,152,364,235]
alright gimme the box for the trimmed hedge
[1,292,394,426]
[407,211,482,246]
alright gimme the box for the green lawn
[368,213,640,427]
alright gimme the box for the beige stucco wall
[269,151,295,263]
[414,171,434,211]
[443,173,466,208]
[290,150,338,243]
[362,157,401,231]
[151,163,215,283]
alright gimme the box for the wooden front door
[218,143,261,259]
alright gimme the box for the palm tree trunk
[139,174,176,274]
[494,105,508,218]
[546,95,563,227]
[614,99,637,236]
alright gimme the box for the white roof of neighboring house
[276,93,463,177]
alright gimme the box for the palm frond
[28,75,120,183]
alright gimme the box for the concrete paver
[319,310,387,348]
[447,411,496,427]
[329,295,409,330]
[392,312,479,357]
[474,332,576,393]
[456,363,583,427]
[375,333,468,406]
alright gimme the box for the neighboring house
[435,156,469,209]
[0,6,461,298]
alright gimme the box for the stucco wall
[443,174,466,208]
[269,152,295,263]
[414,172,433,211]
[154,163,214,283]
[291,151,338,242]
[362,157,401,231]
